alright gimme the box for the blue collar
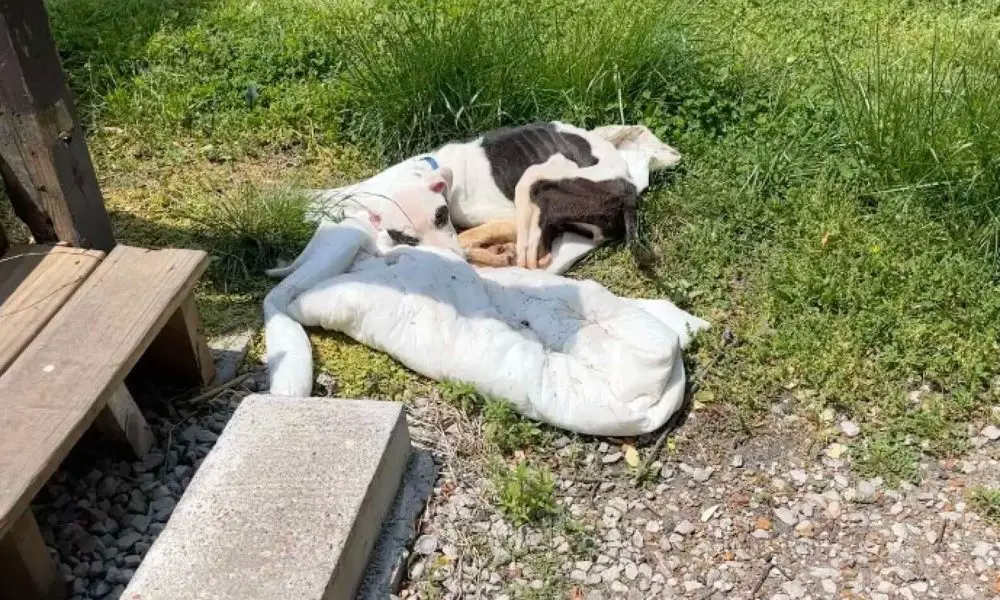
[419,155,439,170]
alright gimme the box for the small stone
[821,579,837,594]
[552,436,571,449]
[602,452,622,465]
[195,429,218,443]
[135,451,164,474]
[150,496,176,520]
[730,454,744,468]
[841,420,861,437]
[90,581,111,597]
[774,507,798,526]
[625,563,639,581]
[126,490,147,514]
[700,505,719,522]
[645,521,661,533]
[129,515,151,534]
[789,470,808,485]
[854,480,877,503]
[413,534,438,555]
[692,467,713,483]
[910,581,929,593]
[674,520,695,536]
[891,523,908,539]
[981,425,1000,441]
[755,517,772,531]
[122,555,142,568]
[782,580,807,599]
[683,580,704,592]
[971,541,992,557]
[115,531,141,550]
[794,520,815,537]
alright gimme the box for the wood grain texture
[0,245,208,538]
[94,385,155,457]
[138,294,215,386]
[0,510,63,600]
[0,244,104,375]
[0,0,115,251]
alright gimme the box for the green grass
[968,487,1000,525]
[41,0,1000,481]
[490,460,558,525]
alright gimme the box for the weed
[483,399,547,455]
[968,487,1000,525]
[439,380,484,413]
[491,461,558,525]
[852,433,920,485]
[181,184,314,283]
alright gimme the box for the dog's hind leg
[514,154,580,268]
[458,220,517,250]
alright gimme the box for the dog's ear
[425,166,453,196]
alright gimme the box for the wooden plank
[0,244,104,375]
[0,245,208,538]
[0,509,63,600]
[0,0,115,251]
[93,385,155,457]
[139,294,215,386]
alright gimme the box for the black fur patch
[529,177,639,250]
[481,123,598,200]
[387,229,421,246]
[434,205,450,228]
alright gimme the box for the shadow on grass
[109,208,276,337]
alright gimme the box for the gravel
[29,377,252,600]
[399,394,1000,600]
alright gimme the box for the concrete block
[122,395,410,600]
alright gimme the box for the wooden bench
[121,395,411,600]
[0,243,215,600]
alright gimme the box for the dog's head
[375,166,464,257]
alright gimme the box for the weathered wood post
[0,0,115,252]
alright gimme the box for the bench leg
[142,293,215,386]
[0,511,64,600]
[94,385,155,457]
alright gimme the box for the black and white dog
[282,121,680,276]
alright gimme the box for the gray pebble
[90,580,111,597]
[134,541,151,554]
[126,489,147,514]
[72,577,88,595]
[116,531,142,550]
[674,520,695,535]
[195,429,219,443]
[135,451,164,474]
[414,534,438,555]
[129,514,151,533]
[123,554,142,568]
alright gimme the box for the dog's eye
[433,205,449,228]
[387,229,421,246]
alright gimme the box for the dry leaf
[755,516,773,531]
[821,231,830,247]
[624,444,640,468]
